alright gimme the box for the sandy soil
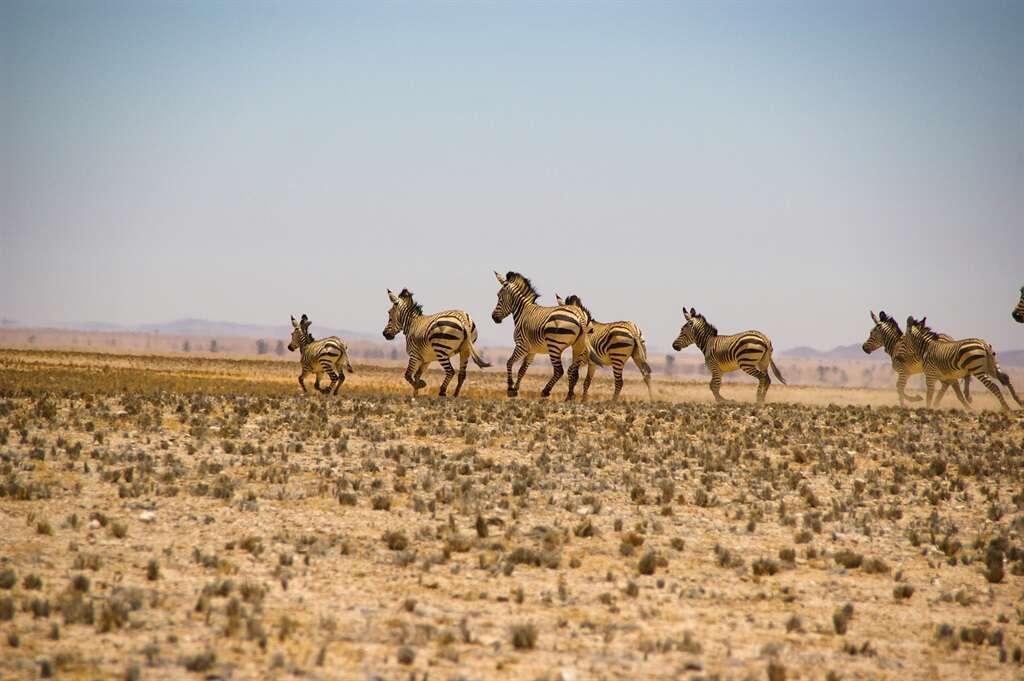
[1,349,1023,680]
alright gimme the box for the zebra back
[406,310,477,360]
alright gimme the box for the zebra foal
[382,288,489,397]
[287,314,354,395]
[904,316,1020,412]
[1013,287,1024,323]
[556,294,652,401]
[671,306,786,404]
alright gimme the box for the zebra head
[557,293,594,333]
[1013,286,1024,323]
[288,314,312,351]
[383,289,421,339]
[672,307,699,351]
[903,315,934,356]
[863,310,901,354]
[492,271,538,323]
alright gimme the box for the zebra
[555,293,652,401]
[904,315,1021,412]
[671,306,786,404]
[1013,286,1024,323]
[862,310,970,407]
[491,271,602,400]
[287,314,354,395]
[382,288,490,397]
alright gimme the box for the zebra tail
[997,368,1022,407]
[770,358,787,385]
[467,338,490,369]
[632,336,651,376]
[585,333,606,367]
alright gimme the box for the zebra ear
[555,293,565,305]
[689,307,696,317]
[387,289,398,304]
[291,316,298,328]
[683,308,691,321]
[870,311,879,324]
[494,271,506,286]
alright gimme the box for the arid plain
[1,348,1023,680]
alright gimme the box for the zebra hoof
[507,388,517,397]
[415,380,427,389]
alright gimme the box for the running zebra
[671,306,786,404]
[287,314,354,395]
[556,294,652,401]
[862,310,970,407]
[382,288,490,397]
[491,271,601,400]
[1013,287,1024,323]
[904,316,1021,412]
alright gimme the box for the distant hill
[780,344,884,361]
[781,343,1024,367]
[11,318,378,342]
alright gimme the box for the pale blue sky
[2,1,1021,350]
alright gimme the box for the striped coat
[288,314,353,395]
[672,306,786,404]
[383,288,489,396]
[491,271,600,400]
[557,294,652,401]
[1014,287,1024,323]
[861,310,969,407]
[905,316,1020,412]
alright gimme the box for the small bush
[510,622,538,650]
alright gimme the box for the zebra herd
[285,278,1024,411]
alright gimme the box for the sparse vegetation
[0,348,1019,680]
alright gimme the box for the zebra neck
[882,330,901,356]
[694,326,714,353]
[509,296,532,324]
[402,310,421,335]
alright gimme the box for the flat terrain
[1,349,1023,680]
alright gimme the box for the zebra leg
[639,360,653,401]
[320,360,339,394]
[404,357,424,396]
[709,366,729,403]
[895,371,921,406]
[949,380,971,409]
[437,355,456,397]
[742,366,769,405]
[963,375,972,404]
[932,381,949,407]
[298,372,308,393]
[976,373,1011,412]
[995,369,1022,407]
[564,341,587,401]
[612,362,625,401]
[581,361,594,402]
[540,347,565,398]
[452,347,470,397]
[924,375,936,408]
[512,353,533,397]
[332,366,346,395]
[506,346,527,396]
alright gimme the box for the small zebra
[1013,286,1024,323]
[287,314,354,395]
[862,310,970,407]
[556,293,652,401]
[904,316,1021,412]
[671,306,786,404]
[491,271,602,400]
[383,288,490,396]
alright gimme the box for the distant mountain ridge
[9,318,378,342]
[780,343,1024,367]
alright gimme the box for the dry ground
[1,349,1023,681]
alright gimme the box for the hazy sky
[2,1,1022,351]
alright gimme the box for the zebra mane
[908,316,941,341]
[506,272,539,302]
[398,288,423,316]
[564,294,594,322]
[878,311,902,334]
[695,314,717,336]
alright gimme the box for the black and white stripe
[557,294,651,401]
[1013,287,1024,323]
[288,314,354,395]
[382,288,489,396]
[862,310,969,407]
[491,271,601,400]
[905,316,1021,412]
[672,306,786,404]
